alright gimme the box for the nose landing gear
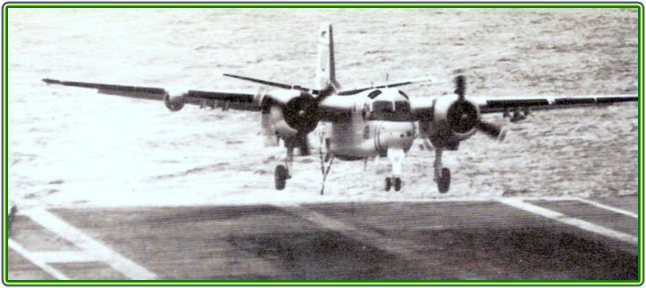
[385,177,402,192]
[386,148,405,192]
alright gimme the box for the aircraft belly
[327,121,378,159]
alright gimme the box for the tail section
[316,23,341,91]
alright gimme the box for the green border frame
[2,2,643,285]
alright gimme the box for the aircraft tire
[438,168,451,194]
[385,177,392,192]
[275,165,288,190]
[394,178,402,192]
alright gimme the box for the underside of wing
[186,90,261,111]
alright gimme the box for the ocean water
[8,8,639,208]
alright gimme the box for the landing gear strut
[318,127,335,195]
[386,148,405,192]
[434,149,451,193]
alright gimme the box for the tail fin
[316,23,341,91]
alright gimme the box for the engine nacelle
[164,94,185,112]
[433,95,480,140]
[264,90,319,139]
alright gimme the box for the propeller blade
[316,84,336,101]
[454,75,466,101]
[476,120,506,142]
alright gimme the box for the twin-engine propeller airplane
[43,23,638,194]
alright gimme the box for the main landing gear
[274,164,289,190]
[385,148,405,192]
[434,149,451,193]
[274,146,294,191]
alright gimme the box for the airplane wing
[412,93,638,120]
[473,94,638,114]
[337,76,436,96]
[222,73,318,95]
[42,78,261,111]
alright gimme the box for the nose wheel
[385,177,402,192]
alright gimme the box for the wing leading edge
[411,93,637,123]
[474,94,638,113]
[43,78,261,111]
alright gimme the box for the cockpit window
[395,101,410,113]
[366,100,412,122]
[372,101,393,113]
[368,90,382,99]
[398,90,409,100]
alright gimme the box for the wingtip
[42,78,60,85]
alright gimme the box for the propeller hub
[447,101,479,134]
[284,92,319,134]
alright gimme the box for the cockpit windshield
[395,101,410,113]
[366,100,412,121]
[373,101,393,113]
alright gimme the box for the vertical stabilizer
[316,23,341,91]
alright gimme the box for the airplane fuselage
[321,88,416,160]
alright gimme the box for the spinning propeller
[453,75,506,141]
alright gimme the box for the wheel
[394,178,402,192]
[385,177,392,192]
[438,168,451,194]
[275,165,288,190]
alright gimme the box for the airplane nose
[377,122,415,152]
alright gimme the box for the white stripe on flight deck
[31,251,101,263]
[8,239,70,280]
[574,197,638,219]
[497,198,638,245]
[21,209,157,280]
